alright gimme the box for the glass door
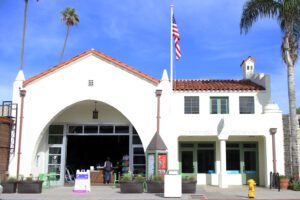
[241,143,258,185]
[181,151,194,174]
[242,150,258,184]
[48,146,63,185]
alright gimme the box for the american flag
[172,14,181,60]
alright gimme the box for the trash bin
[164,170,181,197]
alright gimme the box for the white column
[219,139,228,188]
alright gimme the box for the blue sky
[0,0,299,113]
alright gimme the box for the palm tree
[20,0,39,71]
[240,0,299,179]
[58,7,79,64]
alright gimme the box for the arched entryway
[41,100,145,185]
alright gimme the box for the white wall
[10,52,285,187]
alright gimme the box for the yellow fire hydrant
[247,179,256,198]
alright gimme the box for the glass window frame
[210,97,229,114]
[239,96,255,114]
[184,96,200,114]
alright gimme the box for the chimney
[240,56,255,79]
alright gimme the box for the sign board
[147,154,155,178]
[158,154,167,175]
[73,169,91,193]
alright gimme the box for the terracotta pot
[279,179,289,190]
[146,181,164,193]
[120,182,143,193]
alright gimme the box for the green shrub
[121,173,132,182]
[289,180,300,191]
[134,175,145,183]
[7,177,17,182]
[279,175,289,180]
[182,175,196,181]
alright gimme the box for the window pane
[68,126,83,134]
[239,97,254,114]
[133,165,145,174]
[48,165,61,174]
[197,149,215,173]
[182,151,194,173]
[181,143,194,148]
[134,155,145,164]
[184,96,199,114]
[226,143,239,148]
[49,147,61,154]
[243,143,257,148]
[84,126,98,134]
[211,98,218,114]
[99,126,114,133]
[198,143,214,148]
[48,155,61,164]
[244,151,256,171]
[115,126,129,133]
[133,136,142,144]
[134,147,144,154]
[226,149,240,171]
[49,125,64,135]
[48,136,63,144]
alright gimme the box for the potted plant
[146,175,164,193]
[17,175,43,193]
[289,180,300,191]
[120,174,145,193]
[279,175,289,190]
[182,175,197,193]
[1,177,17,193]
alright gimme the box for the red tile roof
[240,56,256,66]
[173,80,265,91]
[23,49,160,87]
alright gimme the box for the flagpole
[170,5,174,91]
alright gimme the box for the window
[239,97,254,114]
[197,143,215,173]
[210,97,229,114]
[48,125,63,144]
[184,96,199,114]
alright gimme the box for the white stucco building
[10,49,284,188]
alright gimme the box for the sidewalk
[0,185,300,200]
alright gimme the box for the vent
[88,80,94,86]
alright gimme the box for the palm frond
[240,0,280,34]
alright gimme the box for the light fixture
[92,102,98,119]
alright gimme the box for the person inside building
[103,157,113,184]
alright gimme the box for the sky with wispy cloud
[0,0,299,113]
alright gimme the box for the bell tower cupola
[240,56,255,79]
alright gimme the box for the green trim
[210,97,229,114]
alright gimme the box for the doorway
[66,135,129,171]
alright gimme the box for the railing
[270,172,280,191]
[0,101,18,154]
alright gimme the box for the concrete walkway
[0,185,300,200]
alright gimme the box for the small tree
[297,107,300,114]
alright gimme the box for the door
[242,150,258,184]
[48,146,63,185]
[181,151,194,174]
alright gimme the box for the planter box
[17,181,43,193]
[182,181,196,193]
[146,181,164,193]
[120,182,143,193]
[2,182,17,193]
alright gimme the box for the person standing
[103,157,112,184]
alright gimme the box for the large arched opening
[36,100,145,185]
